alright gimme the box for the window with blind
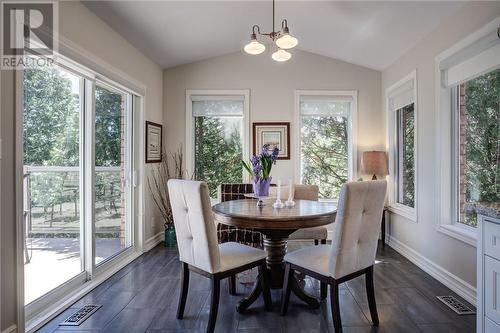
[436,18,499,241]
[297,92,356,199]
[187,92,249,198]
[386,71,417,219]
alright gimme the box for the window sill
[437,223,477,247]
[388,203,416,222]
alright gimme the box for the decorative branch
[147,146,186,228]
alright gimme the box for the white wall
[0,1,164,330]
[382,1,500,302]
[164,49,382,182]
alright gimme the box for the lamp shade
[272,49,292,62]
[361,151,388,176]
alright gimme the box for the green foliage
[462,69,499,226]
[301,116,348,199]
[95,86,123,167]
[194,116,243,198]
[23,66,80,166]
[400,104,415,208]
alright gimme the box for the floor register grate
[436,296,475,315]
[59,304,102,326]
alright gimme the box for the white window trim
[185,89,250,184]
[433,18,500,246]
[386,70,418,222]
[294,90,358,196]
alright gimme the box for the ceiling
[83,1,465,70]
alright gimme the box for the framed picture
[145,121,162,163]
[253,122,290,160]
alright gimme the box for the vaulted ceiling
[83,1,465,70]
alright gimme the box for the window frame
[434,17,500,246]
[17,49,145,331]
[386,70,418,222]
[185,89,250,193]
[294,90,358,200]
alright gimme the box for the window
[454,68,499,227]
[22,55,137,321]
[386,71,417,219]
[296,91,357,199]
[396,103,415,208]
[435,18,500,244]
[186,91,249,199]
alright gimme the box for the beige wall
[164,49,382,182]
[382,1,500,295]
[0,1,164,330]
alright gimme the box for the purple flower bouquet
[242,144,279,201]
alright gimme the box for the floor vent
[437,296,475,315]
[59,304,102,326]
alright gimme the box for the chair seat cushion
[219,242,267,272]
[288,226,328,240]
[284,245,331,277]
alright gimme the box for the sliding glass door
[23,60,136,314]
[23,63,85,304]
[94,84,133,265]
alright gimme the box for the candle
[288,179,293,200]
[277,179,281,201]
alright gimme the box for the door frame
[15,49,147,332]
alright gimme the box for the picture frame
[253,122,290,160]
[145,121,162,163]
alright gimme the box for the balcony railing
[23,165,123,238]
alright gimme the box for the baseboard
[387,235,477,306]
[1,325,17,333]
[144,231,165,252]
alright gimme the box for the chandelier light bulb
[244,34,266,55]
[276,33,298,49]
[272,49,292,62]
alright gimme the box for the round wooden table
[212,198,337,312]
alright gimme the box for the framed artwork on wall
[252,122,290,160]
[145,121,162,163]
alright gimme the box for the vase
[253,177,271,207]
[164,224,177,247]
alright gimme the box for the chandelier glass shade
[243,0,298,62]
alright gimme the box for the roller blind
[191,95,244,117]
[388,79,414,111]
[440,24,500,87]
[299,95,352,117]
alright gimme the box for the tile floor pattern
[36,241,476,333]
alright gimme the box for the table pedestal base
[236,235,320,313]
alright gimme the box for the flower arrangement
[242,144,279,197]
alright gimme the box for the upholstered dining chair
[168,179,272,333]
[280,180,387,333]
[287,184,330,299]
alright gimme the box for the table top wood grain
[212,199,337,230]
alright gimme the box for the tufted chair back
[294,184,319,201]
[168,179,221,273]
[329,180,387,278]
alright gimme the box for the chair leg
[365,266,379,326]
[320,239,327,245]
[207,277,221,333]
[330,281,342,333]
[228,274,236,295]
[314,239,319,245]
[280,263,294,315]
[177,262,189,319]
[320,282,327,300]
[259,260,272,311]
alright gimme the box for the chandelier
[243,0,298,62]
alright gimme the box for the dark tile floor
[36,242,476,333]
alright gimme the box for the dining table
[212,198,337,312]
